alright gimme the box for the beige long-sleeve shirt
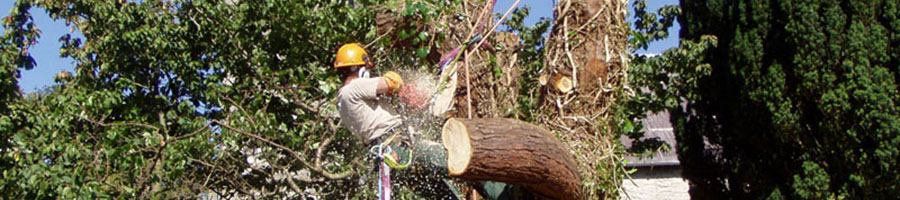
[337,77,402,143]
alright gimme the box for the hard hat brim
[334,61,370,68]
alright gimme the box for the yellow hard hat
[334,43,374,69]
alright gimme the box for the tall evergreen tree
[675,0,900,198]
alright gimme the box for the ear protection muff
[357,66,370,78]
[362,54,374,68]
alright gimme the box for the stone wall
[621,166,690,200]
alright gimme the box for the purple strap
[378,158,391,200]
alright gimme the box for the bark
[534,0,630,197]
[544,58,608,93]
[542,58,609,93]
[441,118,582,200]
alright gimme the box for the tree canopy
[1,0,390,198]
[657,0,900,198]
[1,0,628,199]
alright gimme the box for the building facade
[620,111,690,200]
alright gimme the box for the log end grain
[538,73,550,86]
[554,75,574,93]
[442,118,472,176]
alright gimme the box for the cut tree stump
[441,118,582,200]
[553,73,574,93]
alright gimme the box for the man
[334,43,529,200]
[334,43,460,200]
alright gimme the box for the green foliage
[0,0,389,198]
[0,1,38,114]
[621,34,717,156]
[0,0,608,199]
[503,6,551,122]
[629,0,680,52]
[793,161,832,199]
[380,0,455,62]
[622,0,715,157]
[668,0,900,198]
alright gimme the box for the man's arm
[344,72,404,100]
[375,76,391,95]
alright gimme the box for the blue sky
[493,0,679,53]
[3,0,679,93]
[1,4,83,93]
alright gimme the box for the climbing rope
[430,0,522,107]
[377,155,391,200]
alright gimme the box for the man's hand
[383,71,404,94]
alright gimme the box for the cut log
[538,73,550,86]
[553,75,574,93]
[441,118,582,200]
[544,58,610,93]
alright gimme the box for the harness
[369,125,414,200]
[369,0,523,197]
[371,19,493,200]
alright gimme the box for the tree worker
[333,43,461,200]
[334,43,530,200]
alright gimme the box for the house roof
[620,111,680,167]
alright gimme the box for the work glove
[383,71,404,94]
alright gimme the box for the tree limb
[212,120,355,180]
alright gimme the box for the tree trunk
[534,0,630,197]
[441,118,582,200]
